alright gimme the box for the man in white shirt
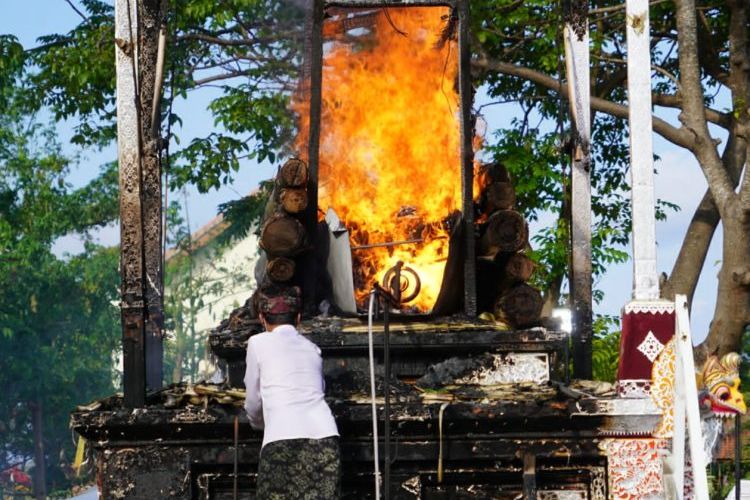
[244,285,340,499]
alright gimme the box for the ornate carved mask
[699,352,747,416]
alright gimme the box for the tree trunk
[30,401,46,500]
[674,0,749,358]
[701,212,750,357]
[662,132,747,305]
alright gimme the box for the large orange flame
[295,6,461,311]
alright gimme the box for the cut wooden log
[477,161,511,184]
[266,257,296,282]
[494,283,543,327]
[481,182,516,212]
[278,158,308,188]
[504,253,535,283]
[279,188,308,214]
[479,210,528,256]
[260,213,307,257]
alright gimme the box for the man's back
[244,324,339,448]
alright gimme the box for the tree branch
[62,0,87,21]
[592,53,683,91]
[589,0,669,16]
[725,0,750,209]
[594,67,628,99]
[472,56,695,150]
[696,9,729,85]
[742,142,750,209]
[176,31,292,47]
[192,71,252,86]
[652,93,732,129]
[663,129,747,303]
[674,0,737,214]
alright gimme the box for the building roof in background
[165,213,229,262]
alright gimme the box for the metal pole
[383,299,391,500]
[736,414,741,500]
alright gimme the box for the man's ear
[259,313,267,329]
[296,312,302,326]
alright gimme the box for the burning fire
[295,6,461,311]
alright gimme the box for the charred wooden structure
[67,1,685,499]
[73,317,663,498]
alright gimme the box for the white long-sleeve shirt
[243,324,339,448]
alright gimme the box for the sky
[1,0,724,342]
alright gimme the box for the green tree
[16,0,749,356]
[470,0,749,357]
[0,35,120,496]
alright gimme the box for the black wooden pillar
[457,0,476,317]
[563,0,593,379]
[115,0,165,407]
[301,0,324,316]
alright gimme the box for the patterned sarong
[256,436,340,499]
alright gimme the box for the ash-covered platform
[210,317,570,388]
[72,319,661,499]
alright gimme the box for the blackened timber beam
[138,0,165,394]
[115,0,165,406]
[458,0,476,317]
[302,0,325,316]
[563,0,593,379]
[115,0,146,408]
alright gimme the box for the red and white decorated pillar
[616,301,675,397]
[615,0,676,398]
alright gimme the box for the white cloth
[244,324,339,448]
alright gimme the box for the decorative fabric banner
[600,438,668,500]
[616,301,675,398]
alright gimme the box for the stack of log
[222,158,315,328]
[258,158,310,284]
[475,162,543,328]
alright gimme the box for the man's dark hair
[263,311,298,326]
[256,283,301,326]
